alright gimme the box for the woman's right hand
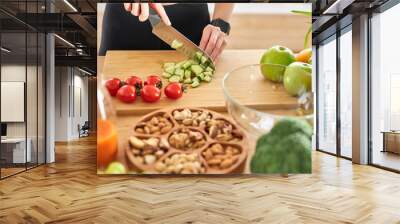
[124,3,171,26]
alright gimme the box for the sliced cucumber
[197,73,205,81]
[195,51,203,61]
[169,75,181,83]
[163,62,175,69]
[165,66,175,74]
[174,61,185,69]
[191,81,200,88]
[192,77,200,83]
[184,70,192,79]
[179,73,184,82]
[171,39,183,49]
[203,75,212,83]
[183,78,192,84]
[203,71,213,77]
[205,66,214,72]
[200,56,208,65]
[162,72,172,78]
[188,59,198,65]
[162,49,215,87]
[174,68,184,76]
[190,65,203,76]
[183,61,193,69]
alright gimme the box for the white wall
[1,63,46,163]
[1,65,27,138]
[54,67,89,141]
[54,66,69,141]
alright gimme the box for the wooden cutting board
[102,49,298,116]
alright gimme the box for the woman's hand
[124,3,171,25]
[199,24,228,61]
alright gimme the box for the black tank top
[99,3,210,56]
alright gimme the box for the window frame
[315,22,353,160]
[0,0,48,180]
[367,0,400,173]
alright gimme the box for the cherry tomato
[105,78,122,96]
[144,75,162,89]
[126,76,143,89]
[164,82,184,100]
[140,85,161,103]
[116,85,136,103]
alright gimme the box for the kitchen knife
[148,8,214,65]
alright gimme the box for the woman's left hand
[199,24,227,62]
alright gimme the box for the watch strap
[210,18,231,35]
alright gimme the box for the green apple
[283,62,312,96]
[105,162,126,174]
[260,45,295,82]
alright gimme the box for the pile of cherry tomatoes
[105,75,184,103]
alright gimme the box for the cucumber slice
[179,73,184,82]
[183,78,192,84]
[200,56,208,65]
[188,59,198,65]
[191,81,200,88]
[203,71,213,77]
[205,66,214,72]
[197,73,205,81]
[162,72,172,78]
[165,66,175,74]
[174,68,184,76]
[182,60,193,69]
[171,39,183,49]
[208,63,215,70]
[203,75,212,83]
[163,62,175,69]
[190,65,203,75]
[192,77,200,83]
[195,51,203,61]
[174,61,185,69]
[169,75,180,83]
[184,70,192,79]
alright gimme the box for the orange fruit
[295,48,312,63]
[97,119,118,168]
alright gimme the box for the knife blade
[148,9,214,65]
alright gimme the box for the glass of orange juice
[97,119,117,168]
[97,79,118,170]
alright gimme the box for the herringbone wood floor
[1,136,400,224]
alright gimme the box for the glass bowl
[222,64,313,139]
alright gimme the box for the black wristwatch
[210,18,231,35]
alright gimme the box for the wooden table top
[102,49,298,116]
[381,131,400,134]
[98,49,300,174]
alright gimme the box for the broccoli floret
[270,118,312,138]
[250,118,312,174]
[255,133,279,152]
[251,132,311,174]
[256,118,312,152]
